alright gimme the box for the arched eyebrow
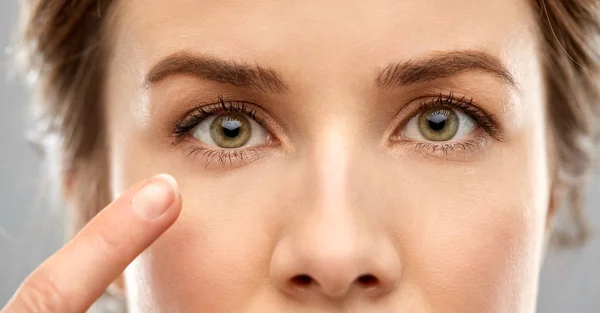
[144,51,290,93]
[144,50,517,93]
[376,50,518,89]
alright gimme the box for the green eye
[209,113,251,148]
[417,108,459,141]
[191,111,269,149]
[403,106,476,142]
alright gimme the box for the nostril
[357,274,379,287]
[291,274,313,286]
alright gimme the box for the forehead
[108,0,538,86]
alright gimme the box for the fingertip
[155,173,179,200]
[155,173,183,218]
[131,174,180,221]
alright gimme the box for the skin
[106,0,550,312]
[1,0,554,312]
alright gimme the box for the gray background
[0,0,598,311]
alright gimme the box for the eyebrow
[144,52,290,93]
[375,50,517,89]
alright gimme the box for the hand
[1,174,182,313]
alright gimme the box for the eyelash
[171,95,261,138]
[171,93,501,167]
[170,96,272,167]
[393,93,502,155]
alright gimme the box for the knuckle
[14,271,67,313]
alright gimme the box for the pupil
[221,119,241,138]
[427,114,447,132]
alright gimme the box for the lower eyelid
[183,144,271,170]
[400,135,489,160]
[416,137,486,152]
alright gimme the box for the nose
[269,215,402,300]
[269,134,402,300]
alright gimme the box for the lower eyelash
[414,136,488,155]
[184,145,268,168]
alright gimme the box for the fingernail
[132,174,179,220]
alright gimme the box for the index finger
[2,174,182,313]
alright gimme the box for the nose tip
[270,236,401,300]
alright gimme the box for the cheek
[391,132,549,311]
[117,144,291,312]
[403,186,545,312]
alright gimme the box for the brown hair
[15,0,600,244]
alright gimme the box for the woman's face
[104,0,550,312]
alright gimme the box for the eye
[191,112,269,148]
[403,107,476,141]
[170,97,281,168]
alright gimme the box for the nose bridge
[301,151,365,268]
[304,123,365,249]
[300,126,372,296]
[312,124,353,213]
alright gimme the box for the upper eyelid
[400,94,480,124]
[173,99,258,126]
[195,99,271,128]
[171,97,282,143]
